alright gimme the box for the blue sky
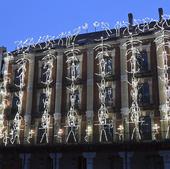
[0,0,170,51]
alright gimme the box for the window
[139,116,152,140]
[105,57,112,74]
[136,50,148,72]
[68,62,80,79]
[40,64,48,83]
[39,93,47,113]
[105,87,113,107]
[14,67,22,86]
[11,96,20,115]
[138,82,150,105]
[69,90,80,109]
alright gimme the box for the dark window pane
[40,64,48,83]
[105,58,112,74]
[105,87,113,107]
[139,116,152,140]
[136,50,148,72]
[11,96,20,115]
[14,68,22,86]
[138,82,150,105]
[39,93,47,113]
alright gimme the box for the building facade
[0,8,170,169]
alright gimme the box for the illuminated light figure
[0,54,13,145]
[10,56,28,144]
[155,30,170,139]
[66,107,79,143]
[15,57,29,88]
[39,50,55,143]
[123,36,143,140]
[10,112,22,144]
[98,104,109,142]
[40,109,50,143]
[65,43,81,143]
[94,37,113,142]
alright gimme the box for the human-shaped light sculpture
[65,43,80,143]
[39,49,56,143]
[94,36,113,142]
[155,30,170,139]
[123,35,143,140]
[10,54,29,144]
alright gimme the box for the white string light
[39,49,56,143]
[94,36,113,142]
[65,43,80,143]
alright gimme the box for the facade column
[155,38,167,139]
[20,153,31,169]
[24,54,35,143]
[83,152,96,169]
[50,153,62,169]
[54,50,63,142]
[86,47,94,143]
[120,44,130,141]
[159,151,170,169]
[119,152,133,169]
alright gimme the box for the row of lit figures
[0,30,170,144]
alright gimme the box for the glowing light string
[10,54,29,144]
[123,35,143,140]
[94,36,113,142]
[65,43,80,143]
[39,49,56,143]
[155,29,170,139]
[0,53,13,145]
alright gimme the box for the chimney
[128,13,133,26]
[158,8,163,21]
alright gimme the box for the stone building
[0,8,170,169]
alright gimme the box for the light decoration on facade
[39,49,56,143]
[65,43,80,143]
[94,36,113,142]
[10,53,29,144]
[0,53,13,146]
[155,29,170,139]
[123,35,144,140]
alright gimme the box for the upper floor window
[69,89,80,109]
[68,62,80,79]
[105,57,112,75]
[138,82,150,105]
[105,86,114,107]
[11,95,20,115]
[136,50,149,72]
[14,66,22,86]
[39,93,47,113]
